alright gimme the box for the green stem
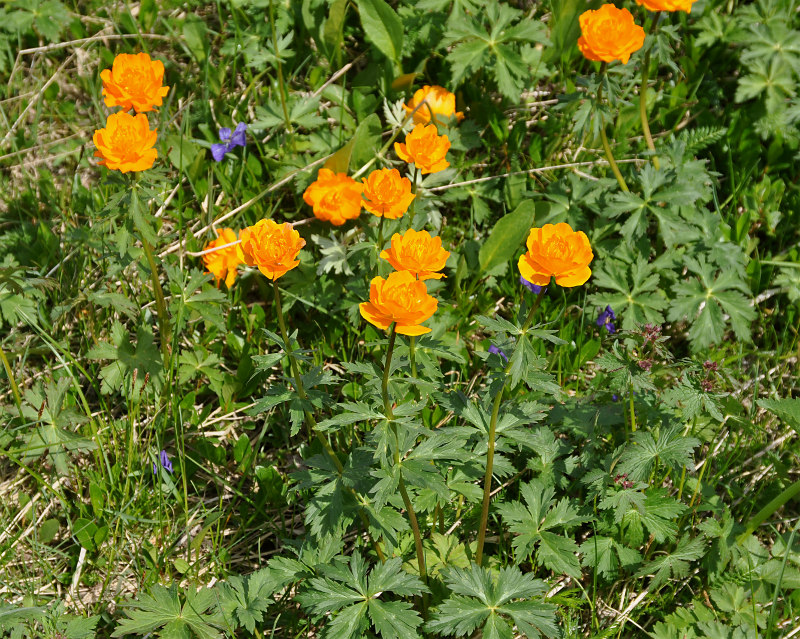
[382,325,397,417]
[475,289,545,564]
[639,13,661,169]
[596,67,629,193]
[384,324,427,604]
[400,474,429,598]
[628,382,637,433]
[141,236,171,361]
[0,343,23,418]
[475,384,504,565]
[268,0,293,140]
[408,168,418,226]
[409,336,417,379]
[273,279,386,562]
[737,479,800,545]
[377,214,385,268]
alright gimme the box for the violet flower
[211,122,247,162]
[597,305,616,334]
[520,275,544,294]
[489,344,508,362]
[152,449,173,474]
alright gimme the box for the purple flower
[489,344,508,362]
[612,394,619,402]
[597,305,616,334]
[152,449,173,474]
[211,122,247,162]
[520,275,544,294]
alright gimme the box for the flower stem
[0,343,23,418]
[596,67,629,193]
[475,289,545,564]
[628,382,637,433]
[382,325,397,417]
[640,13,661,169]
[408,168,418,226]
[273,279,385,561]
[409,336,417,379]
[141,236,171,361]
[384,324,428,604]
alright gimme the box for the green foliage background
[1,0,799,637]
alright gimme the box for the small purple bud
[153,450,174,475]
[520,275,544,294]
[597,305,617,334]
[489,344,508,362]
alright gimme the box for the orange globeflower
[362,168,415,219]
[403,85,464,126]
[380,229,450,280]
[100,52,169,113]
[93,111,158,173]
[517,223,593,287]
[577,4,645,65]
[635,0,695,11]
[237,219,305,280]
[202,228,242,288]
[359,270,438,336]
[395,124,450,174]
[303,168,363,226]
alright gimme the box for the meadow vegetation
[1,0,800,637]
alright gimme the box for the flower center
[265,234,290,261]
[111,124,138,148]
[120,66,149,92]
[544,236,570,259]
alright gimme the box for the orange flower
[517,223,593,287]
[577,5,645,65]
[403,85,464,126]
[362,168,415,219]
[359,270,438,336]
[202,228,242,288]
[303,168,363,226]
[93,111,158,173]
[100,52,169,113]
[380,229,450,280]
[237,219,305,280]
[394,124,450,174]
[634,0,695,11]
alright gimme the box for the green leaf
[757,397,800,434]
[112,585,223,638]
[617,426,700,483]
[298,554,426,639]
[356,0,403,64]
[496,479,587,578]
[426,564,558,638]
[668,256,756,351]
[478,200,535,273]
[635,535,706,587]
[589,256,668,330]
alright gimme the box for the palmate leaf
[440,0,548,100]
[604,164,703,247]
[87,322,164,395]
[580,535,641,578]
[496,479,588,578]
[635,535,706,588]
[736,57,796,114]
[589,256,669,330]
[297,554,427,639]
[217,568,282,633]
[426,564,558,639]
[112,585,223,639]
[668,255,756,351]
[617,426,700,483]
